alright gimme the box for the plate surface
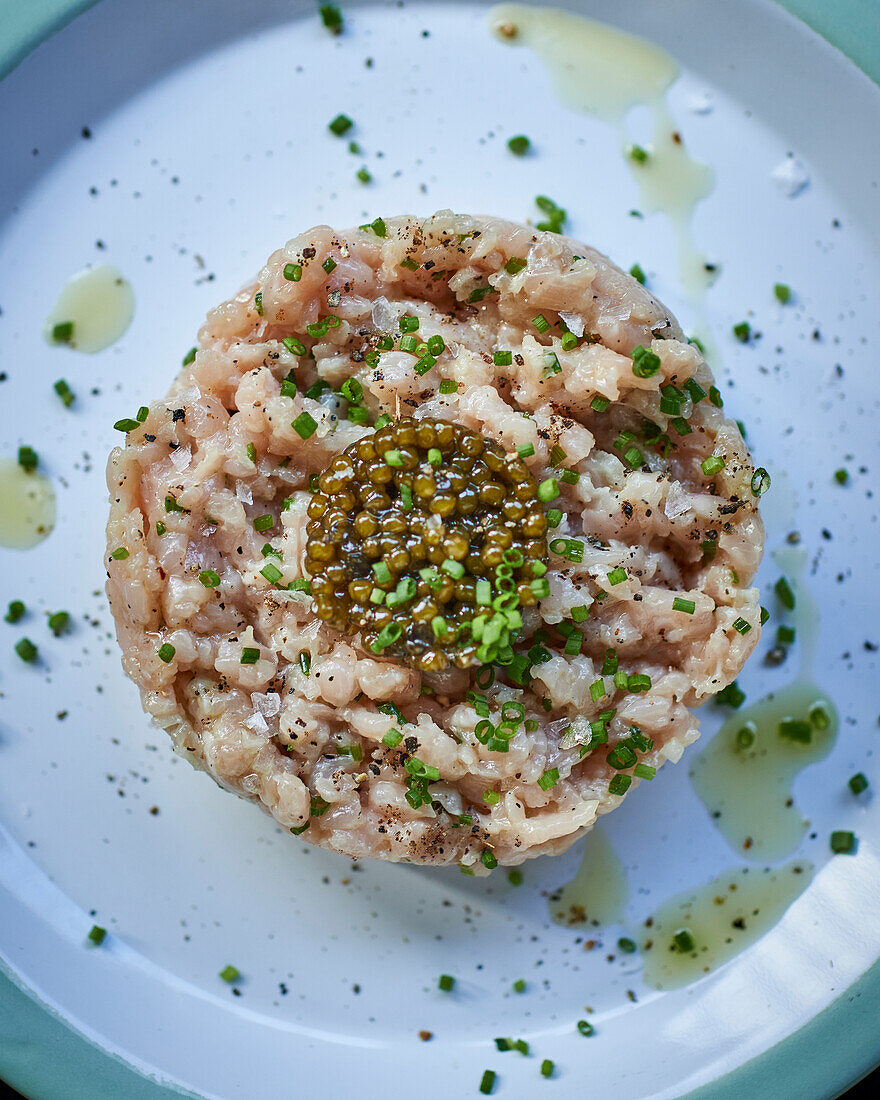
[1,1,879,1097]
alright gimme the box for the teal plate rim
[1,1,878,1096]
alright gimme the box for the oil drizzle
[548,828,628,928]
[488,4,715,300]
[44,264,134,353]
[0,458,56,549]
[633,861,813,990]
[691,545,836,860]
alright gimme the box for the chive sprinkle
[830,830,856,854]
[182,346,197,365]
[328,114,353,136]
[479,1070,496,1095]
[319,4,343,35]
[672,597,696,614]
[51,320,74,344]
[48,611,70,636]
[199,570,221,588]
[513,979,526,993]
[53,379,75,407]
[292,411,318,439]
[673,928,696,952]
[17,445,38,470]
[508,134,530,155]
[438,974,455,992]
[14,638,37,663]
[87,925,106,945]
[5,600,25,624]
[629,263,646,284]
[439,379,458,394]
[240,647,260,665]
[774,282,791,303]
[577,1020,595,1037]
[775,576,795,610]
[627,143,649,164]
[219,965,240,983]
[733,321,751,343]
[158,643,175,663]
[848,773,868,795]
[541,1059,554,1078]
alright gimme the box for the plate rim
[0,0,878,1096]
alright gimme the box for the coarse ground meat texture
[105,212,764,872]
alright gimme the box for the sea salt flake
[771,155,810,197]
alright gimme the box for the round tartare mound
[105,211,765,872]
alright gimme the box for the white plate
[1,1,879,1097]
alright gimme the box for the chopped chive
[4,600,25,624]
[505,257,527,276]
[199,569,221,588]
[438,973,455,992]
[774,282,791,303]
[590,679,606,702]
[607,743,638,770]
[545,508,562,528]
[158,643,175,663]
[298,651,311,675]
[282,337,307,358]
[181,346,197,366]
[292,411,318,439]
[538,768,559,790]
[439,380,458,394]
[53,378,75,407]
[715,681,746,708]
[671,417,692,436]
[414,353,436,376]
[609,774,631,795]
[560,331,578,351]
[260,563,283,584]
[775,576,795,610]
[709,385,724,408]
[399,334,418,354]
[617,936,637,954]
[516,443,535,459]
[732,617,751,635]
[468,286,495,304]
[328,114,353,136]
[577,1020,594,1037]
[399,256,419,271]
[629,263,646,284]
[672,597,695,614]
[733,321,751,343]
[246,442,257,464]
[322,257,338,275]
[241,647,261,665]
[834,468,849,486]
[110,547,129,561]
[481,849,498,868]
[283,263,302,282]
[848,773,868,795]
[14,638,37,663]
[319,4,343,34]
[219,965,240,983]
[87,925,106,945]
[442,559,465,579]
[627,143,649,164]
[253,514,274,532]
[254,291,263,316]
[631,345,661,378]
[701,455,725,476]
[372,622,402,651]
[541,1059,554,1078]
[382,728,403,748]
[48,611,70,636]
[779,718,812,743]
[830,830,856,854]
[684,378,707,404]
[513,979,526,993]
[479,1070,496,1095]
[51,320,74,344]
[508,134,530,155]
[607,567,627,585]
[673,928,696,952]
[634,763,656,780]
[494,350,513,366]
[591,395,610,412]
[532,314,550,334]
[399,315,420,334]
[156,521,166,536]
[113,418,140,433]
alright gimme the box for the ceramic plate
[1,1,879,1097]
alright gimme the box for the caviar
[305,417,549,670]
